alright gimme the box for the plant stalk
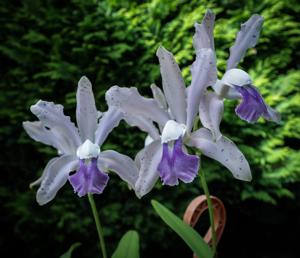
[199,169,217,256]
[88,193,107,258]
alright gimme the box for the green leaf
[112,230,140,258]
[151,200,213,258]
[59,242,81,258]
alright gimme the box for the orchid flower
[106,21,251,197]
[23,77,138,205]
[210,12,280,123]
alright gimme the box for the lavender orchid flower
[23,77,138,205]
[211,13,280,123]
[106,31,251,197]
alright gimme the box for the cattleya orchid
[23,77,138,205]
[208,12,280,123]
[106,13,252,197]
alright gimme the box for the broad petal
[98,150,139,189]
[156,46,187,124]
[134,140,162,198]
[227,14,264,70]
[76,76,98,142]
[187,128,252,181]
[199,91,223,141]
[106,86,170,126]
[69,158,109,197]
[186,48,217,132]
[193,9,215,51]
[36,155,78,205]
[23,121,58,150]
[151,83,168,110]
[158,137,199,186]
[94,106,123,146]
[235,85,280,123]
[123,114,160,140]
[30,100,81,153]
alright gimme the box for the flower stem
[199,169,217,256]
[88,193,107,258]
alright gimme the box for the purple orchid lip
[69,158,109,197]
[158,137,199,186]
[234,85,280,123]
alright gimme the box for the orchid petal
[94,106,123,146]
[76,76,98,142]
[123,114,160,140]
[235,85,281,123]
[151,84,168,110]
[36,155,78,205]
[212,79,241,99]
[193,9,215,51]
[199,92,223,141]
[106,86,170,126]
[227,14,264,70]
[23,121,59,150]
[69,158,109,197]
[186,48,217,132]
[30,100,81,153]
[187,128,252,181]
[158,137,199,186]
[134,140,162,198]
[98,150,139,189]
[156,46,187,124]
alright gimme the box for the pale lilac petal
[227,14,264,70]
[199,92,224,141]
[186,49,217,132]
[23,121,58,150]
[69,158,109,197]
[151,84,168,110]
[94,106,123,146]
[156,46,187,124]
[193,9,215,51]
[235,85,280,123]
[76,76,98,142]
[98,150,139,188]
[187,128,251,181]
[30,100,81,153]
[36,155,78,205]
[134,140,162,198]
[123,114,160,140]
[106,86,170,126]
[158,137,199,186]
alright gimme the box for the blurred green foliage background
[0,0,299,257]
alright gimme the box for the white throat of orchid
[161,120,187,144]
[76,139,100,160]
[221,68,252,88]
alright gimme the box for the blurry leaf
[112,230,140,258]
[59,242,81,258]
[151,200,213,258]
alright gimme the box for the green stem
[88,193,107,258]
[199,169,217,256]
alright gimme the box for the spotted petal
[187,128,252,181]
[30,100,81,153]
[134,140,162,198]
[76,76,98,142]
[199,92,223,141]
[36,155,78,205]
[227,14,264,70]
[156,46,187,124]
[106,86,170,126]
[186,48,217,132]
[98,150,139,189]
[158,137,199,186]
